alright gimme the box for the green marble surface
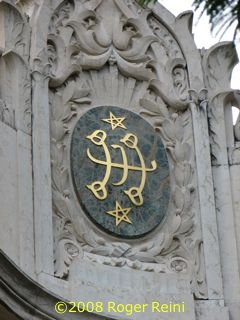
[71,106,170,238]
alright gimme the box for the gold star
[106,201,132,226]
[101,112,127,130]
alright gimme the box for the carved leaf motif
[71,92,91,104]
[0,100,15,129]
[66,20,108,55]
[173,186,184,212]
[93,19,112,48]
[60,168,69,191]
[90,247,116,256]
[89,237,104,246]
[174,117,184,141]
[51,120,66,142]
[48,0,203,297]
[112,24,136,51]
[52,169,61,194]
[173,66,188,102]
[169,215,182,234]
[118,35,157,61]
[52,165,68,194]
[150,78,189,110]
[174,164,185,186]
[183,163,193,185]
[62,81,76,105]
[52,190,71,219]
[204,42,238,91]
[158,101,169,118]
[116,53,154,80]
[1,3,30,59]
[61,106,76,123]
[137,242,155,252]
[161,119,176,141]
[50,92,62,121]
[140,97,168,118]
[208,92,232,162]
[148,15,183,60]
[63,81,91,106]
[233,90,240,142]
[54,239,82,278]
[79,50,111,69]
[111,245,131,257]
[51,144,64,167]
[12,21,24,49]
[161,239,180,256]
[175,141,187,162]
[109,258,126,267]
[127,252,157,263]
[126,260,142,270]
[178,216,194,235]
[183,188,193,212]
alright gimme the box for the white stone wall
[0,1,34,278]
[0,1,239,320]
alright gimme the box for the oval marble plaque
[71,106,170,238]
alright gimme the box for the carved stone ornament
[202,42,240,164]
[0,1,31,134]
[48,0,206,298]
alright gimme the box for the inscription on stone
[71,106,170,238]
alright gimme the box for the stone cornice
[0,249,106,320]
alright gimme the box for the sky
[159,0,240,86]
[158,0,240,122]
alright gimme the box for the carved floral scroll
[47,0,206,298]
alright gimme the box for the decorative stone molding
[0,99,15,129]
[202,41,240,319]
[47,0,206,299]
[202,42,239,165]
[0,1,30,60]
[233,91,240,142]
[208,90,236,164]
[1,0,240,319]
[202,42,237,93]
[0,249,104,320]
[0,2,31,134]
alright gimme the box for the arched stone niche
[44,0,206,299]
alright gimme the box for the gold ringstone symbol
[101,112,127,130]
[106,201,132,226]
[72,106,170,234]
[86,129,157,207]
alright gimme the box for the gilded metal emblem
[71,106,170,238]
[86,130,157,206]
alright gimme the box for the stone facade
[0,1,239,319]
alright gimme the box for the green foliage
[193,0,240,39]
[138,0,157,7]
[138,0,240,39]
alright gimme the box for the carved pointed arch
[202,42,239,164]
[32,0,208,300]
[0,1,31,133]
